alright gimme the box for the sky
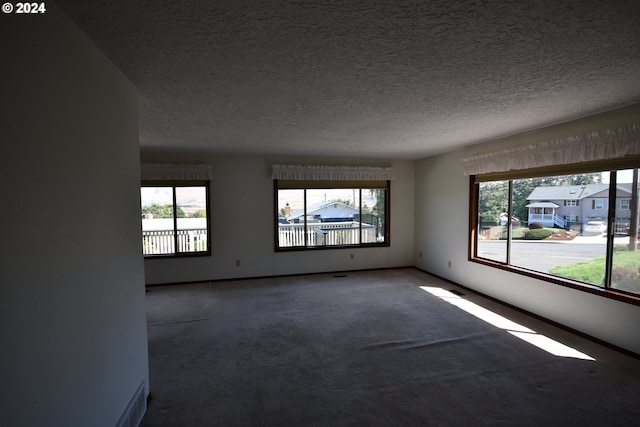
[277,189,378,212]
[601,169,636,184]
[140,186,206,207]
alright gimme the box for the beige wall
[0,4,148,426]
[414,106,640,355]
[140,153,415,284]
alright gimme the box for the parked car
[583,220,606,235]
[625,225,640,239]
[499,213,520,226]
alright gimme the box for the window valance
[271,164,394,181]
[141,163,213,181]
[462,124,640,176]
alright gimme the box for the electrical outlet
[235,259,240,267]
[419,251,423,259]
[350,253,354,260]
[448,260,452,268]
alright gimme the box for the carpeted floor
[141,268,640,426]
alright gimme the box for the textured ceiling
[58,0,640,159]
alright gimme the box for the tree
[628,169,638,251]
[512,179,543,222]
[478,181,508,226]
[189,209,206,218]
[142,204,186,218]
[330,198,353,206]
[367,189,387,236]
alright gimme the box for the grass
[549,258,606,285]
[549,246,640,293]
[610,245,640,269]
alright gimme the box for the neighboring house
[526,183,634,229]
[285,201,362,224]
[280,201,383,246]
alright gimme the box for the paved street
[477,235,631,273]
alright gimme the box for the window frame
[141,180,211,258]
[468,160,640,306]
[274,179,390,252]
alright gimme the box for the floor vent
[333,274,348,278]
[115,381,146,427]
[448,289,465,296]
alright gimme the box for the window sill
[144,251,211,259]
[275,243,389,252]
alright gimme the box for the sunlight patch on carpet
[420,287,595,361]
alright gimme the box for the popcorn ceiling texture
[58,0,640,159]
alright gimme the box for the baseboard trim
[115,381,146,427]
[145,265,415,287]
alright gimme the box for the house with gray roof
[285,201,361,224]
[527,183,634,230]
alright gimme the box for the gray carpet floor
[141,268,640,426]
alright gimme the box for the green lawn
[549,246,640,294]
[549,258,606,285]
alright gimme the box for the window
[471,167,640,300]
[566,200,577,206]
[275,181,389,250]
[141,181,210,257]
[620,199,630,210]
[477,180,509,263]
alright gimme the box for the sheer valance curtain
[141,163,213,181]
[271,164,394,181]
[462,124,640,176]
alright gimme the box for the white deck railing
[278,221,378,247]
[142,222,380,254]
[142,229,207,255]
[527,214,565,228]
[553,214,565,228]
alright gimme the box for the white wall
[141,154,414,284]
[414,106,640,355]
[0,4,148,426]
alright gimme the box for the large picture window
[275,180,389,250]
[471,166,640,300]
[141,181,210,257]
